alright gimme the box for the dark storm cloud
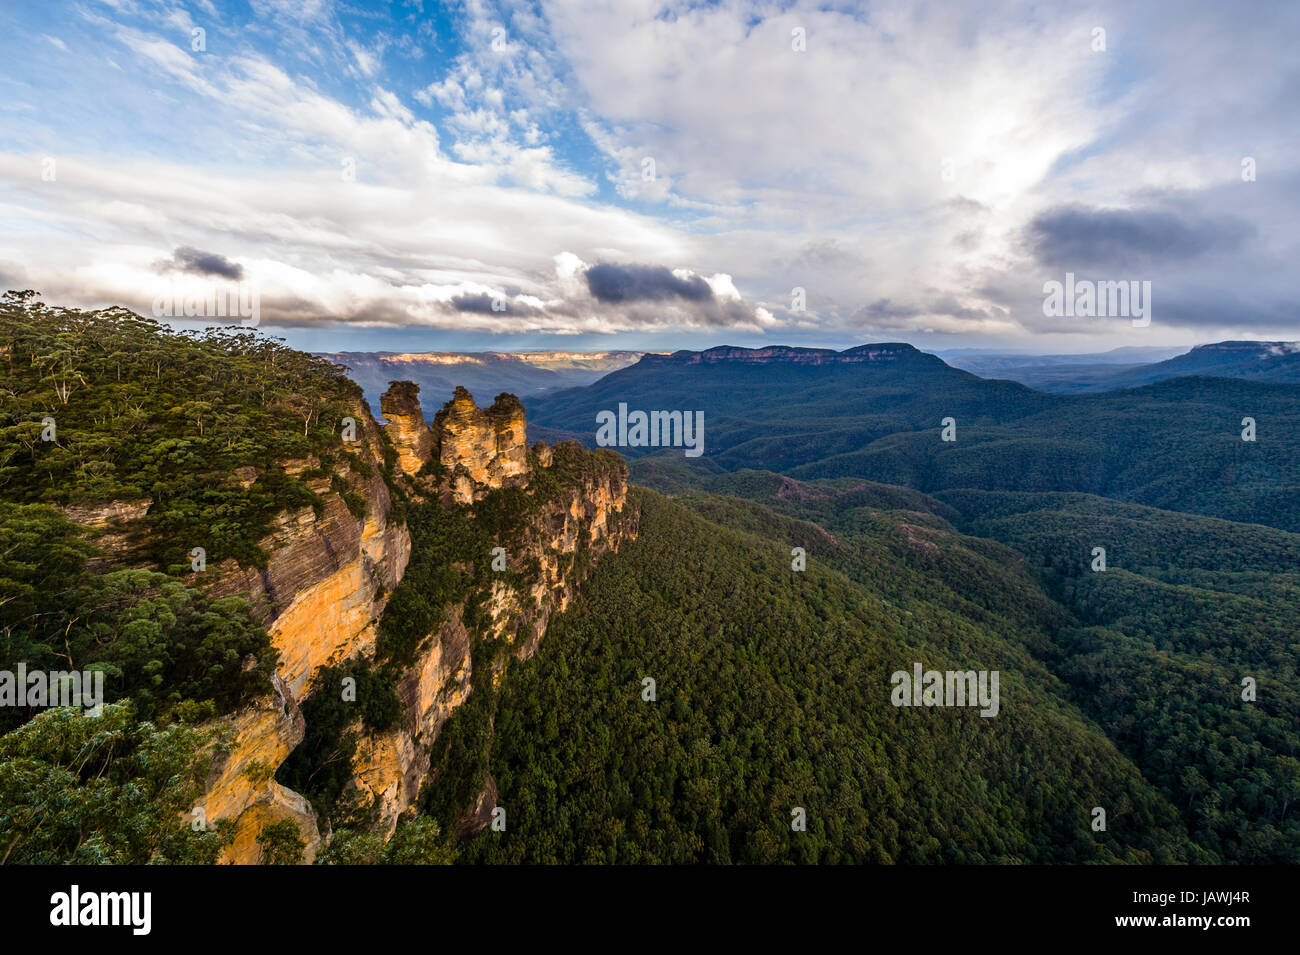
[1026,205,1254,270]
[620,297,759,329]
[159,246,245,280]
[450,292,497,313]
[449,292,540,316]
[1129,293,1297,331]
[584,263,714,304]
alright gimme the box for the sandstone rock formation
[59,497,151,527]
[432,386,529,504]
[379,381,434,476]
[198,673,315,863]
[196,384,634,863]
[57,497,152,558]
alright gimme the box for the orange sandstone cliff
[198,382,633,862]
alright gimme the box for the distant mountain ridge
[319,349,649,415]
[326,349,648,364]
[528,340,1300,534]
[325,339,1300,410]
[1100,340,1300,389]
[644,343,937,365]
[945,340,1300,393]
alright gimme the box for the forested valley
[2,296,1295,864]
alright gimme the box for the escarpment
[204,381,634,861]
[347,438,635,836]
[200,398,409,864]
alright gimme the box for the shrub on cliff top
[0,290,362,570]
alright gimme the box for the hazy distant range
[324,340,1300,421]
[939,342,1300,393]
[936,345,1186,392]
[317,350,650,417]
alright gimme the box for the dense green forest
[0,289,367,570]
[0,501,277,734]
[617,466,1299,862]
[423,490,1196,864]
[937,490,1300,862]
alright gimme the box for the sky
[0,0,1296,355]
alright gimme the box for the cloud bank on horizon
[0,0,1296,351]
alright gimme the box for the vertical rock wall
[199,400,409,864]
[198,383,635,862]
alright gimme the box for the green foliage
[0,501,277,730]
[0,702,228,863]
[332,472,367,519]
[420,689,495,832]
[941,489,1300,862]
[374,499,481,668]
[526,350,1300,864]
[318,817,456,865]
[257,819,306,865]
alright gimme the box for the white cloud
[2,0,1296,348]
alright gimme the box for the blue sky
[1,0,1297,353]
